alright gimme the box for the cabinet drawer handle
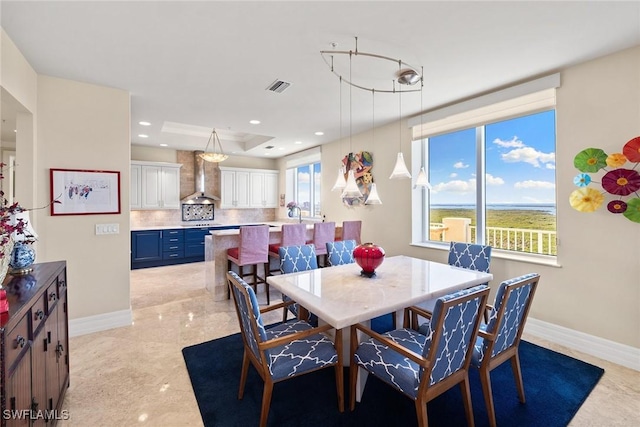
[169,254,179,257]
[169,246,179,250]
[35,309,45,320]
[56,342,65,359]
[49,292,57,302]
[59,280,66,288]
[15,335,26,348]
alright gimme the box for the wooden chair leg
[349,325,359,411]
[511,352,526,403]
[252,264,259,297]
[479,366,496,427]
[334,328,344,412]
[238,350,250,399]
[414,396,428,427]
[460,374,475,427]
[263,262,270,305]
[259,380,274,427]
[227,260,233,299]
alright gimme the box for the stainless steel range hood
[181,150,220,203]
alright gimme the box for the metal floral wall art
[570,136,640,223]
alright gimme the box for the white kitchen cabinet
[250,171,278,208]
[220,167,278,209]
[220,168,250,209]
[131,161,182,210]
[131,163,141,209]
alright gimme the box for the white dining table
[266,255,493,400]
[266,255,493,329]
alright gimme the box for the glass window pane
[485,110,557,254]
[296,165,311,217]
[428,128,477,243]
[313,162,322,216]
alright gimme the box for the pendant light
[331,74,347,192]
[414,68,432,190]
[365,89,382,205]
[389,77,411,179]
[199,129,228,163]
[341,51,363,199]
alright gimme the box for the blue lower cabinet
[184,228,210,258]
[132,227,211,269]
[132,230,162,262]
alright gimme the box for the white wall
[317,46,640,350]
[37,75,131,320]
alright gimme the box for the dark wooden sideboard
[0,261,69,426]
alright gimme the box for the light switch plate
[95,223,120,235]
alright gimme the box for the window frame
[411,108,558,265]
[286,160,322,219]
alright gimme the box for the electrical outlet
[95,223,120,235]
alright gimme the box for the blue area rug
[182,331,604,427]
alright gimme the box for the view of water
[432,204,556,215]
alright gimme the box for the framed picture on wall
[50,168,121,215]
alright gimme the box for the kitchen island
[205,222,342,301]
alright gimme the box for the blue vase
[9,242,36,274]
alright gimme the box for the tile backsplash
[130,208,276,228]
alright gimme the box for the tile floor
[58,262,639,426]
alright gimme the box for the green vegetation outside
[431,208,557,255]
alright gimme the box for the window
[410,75,559,257]
[285,148,322,218]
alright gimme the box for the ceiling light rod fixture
[199,128,229,163]
[320,37,423,93]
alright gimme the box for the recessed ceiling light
[278,147,285,150]
[249,120,261,125]
[14,129,17,133]
[314,131,324,136]
[138,134,149,138]
[264,153,271,156]
[159,144,168,147]
[139,121,151,126]
[294,141,302,145]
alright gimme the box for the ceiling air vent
[265,145,275,149]
[266,79,292,93]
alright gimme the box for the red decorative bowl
[353,243,385,277]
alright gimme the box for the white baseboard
[69,308,133,338]
[525,317,640,371]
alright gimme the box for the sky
[428,110,556,205]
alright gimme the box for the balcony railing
[431,223,557,256]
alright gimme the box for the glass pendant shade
[414,167,432,189]
[389,152,411,179]
[199,152,228,163]
[331,166,347,192]
[341,170,363,198]
[365,183,382,205]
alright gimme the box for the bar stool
[310,222,336,267]
[227,225,270,304]
[338,220,362,244]
[267,223,307,275]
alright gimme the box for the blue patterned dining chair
[326,239,396,333]
[405,241,492,330]
[278,244,318,325]
[227,271,344,427]
[326,239,357,266]
[350,285,490,427]
[470,273,540,427]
